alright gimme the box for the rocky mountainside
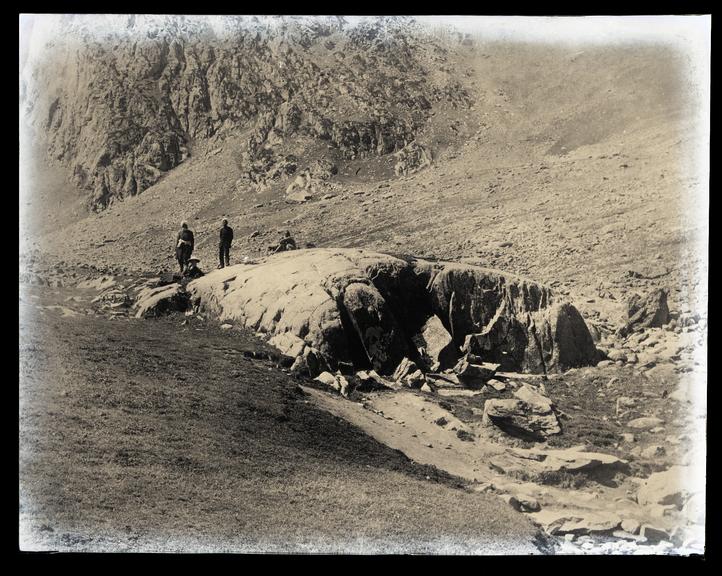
[20,16,706,325]
[21,15,472,210]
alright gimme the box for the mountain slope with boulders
[21,16,703,323]
[21,15,471,211]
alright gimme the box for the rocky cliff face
[21,15,472,210]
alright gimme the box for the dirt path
[301,356,706,555]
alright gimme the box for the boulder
[607,349,627,362]
[314,371,350,397]
[301,347,329,378]
[619,289,670,336]
[185,248,597,376]
[134,284,189,318]
[556,512,622,535]
[532,510,621,536]
[538,447,628,473]
[420,381,436,394]
[393,357,420,382]
[621,519,641,535]
[416,314,458,369]
[269,331,307,357]
[355,370,395,391]
[453,357,499,388]
[513,384,554,411]
[627,416,664,430]
[403,369,426,389]
[76,276,116,291]
[487,379,506,391]
[482,397,561,440]
[639,525,670,544]
[515,495,541,512]
[314,371,338,388]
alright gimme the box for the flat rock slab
[482,398,561,440]
[627,416,665,430]
[513,383,554,411]
[531,509,622,536]
[507,445,627,474]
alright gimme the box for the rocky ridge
[21,15,471,210]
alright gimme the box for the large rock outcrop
[186,248,598,376]
[21,15,471,209]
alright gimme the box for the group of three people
[175,220,298,276]
[175,219,234,275]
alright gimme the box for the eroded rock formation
[175,248,599,376]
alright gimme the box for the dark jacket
[177,228,195,249]
[220,225,234,245]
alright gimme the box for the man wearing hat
[218,218,234,269]
[176,221,195,274]
[184,256,204,279]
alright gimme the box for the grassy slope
[19,287,547,553]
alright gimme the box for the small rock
[220,324,233,330]
[607,349,627,362]
[621,519,641,535]
[516,495,541,512]
[487,379,506,391]
[640,525,669,543]
[627,416,664,430]
[420,382,436,394]
[640,445,666,459]
[616,396,636,415]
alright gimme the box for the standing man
[176,221,195,274]
[218,218,234,269]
